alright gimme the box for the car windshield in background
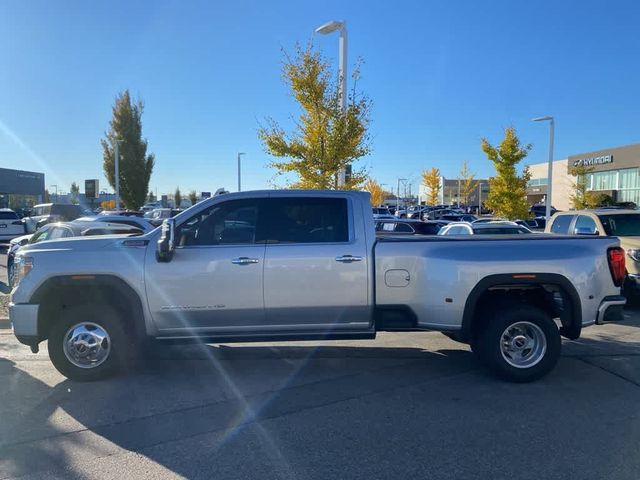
[0,211,19,220]
[599,214,640,236]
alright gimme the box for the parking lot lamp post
[478,183,483,214]
[533,116,555,224]
[237,152,246,192]
[397,178,407,211]
[316,20,347,187]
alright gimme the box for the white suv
[0,209,27,242]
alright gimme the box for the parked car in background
[145,208,182,227]
[7,221,144,287]
[440,214,478,223]
[99,210,145,217]
[530,204,558,217]
[0,209,28,242]
[375,219,448,235]
[515,219,541,230]
[438,222,533,235]
[26,203,84,232]
[546,209,640,299]
[472,217,506,224]
[141,202,163,213]
[372,207,395,220]
[408,206,432,219]
[427,208,460,220]
[75,215,156,233]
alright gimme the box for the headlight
[628,249,640,262]
[13,256,34,288]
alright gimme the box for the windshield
[599,214,640,236]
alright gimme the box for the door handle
[231,257,260,265]
[335,255,363,263]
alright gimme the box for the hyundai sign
[572,155,613,168]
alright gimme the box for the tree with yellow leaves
[421,168,441,205]
[481,127,532,220]
[363,179,386,206]
[459,160,478,205]
[258,44,371,190]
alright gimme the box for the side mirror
[156,218,176,262]
[574,227,599,236]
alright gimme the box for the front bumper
[8,303,40,346]
[595,295,626,325]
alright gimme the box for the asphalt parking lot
[1,249,640,479]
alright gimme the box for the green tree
[188,190,198,206]
[421,168,441,205]
[43,189,50,203]
[569,163,595,209]
[174,187,182,208]
[481,127,532,220]
[101,90,155,210]
[459,160,477,206]
[69,182,80,204]
[258,44,371,190]
[147,191,157,203]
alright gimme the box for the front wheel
[48,305,132,381]
[474,305,561,382]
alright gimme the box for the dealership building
[526,143,640,211]
[0,167,45,209]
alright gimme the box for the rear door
[0,211,25,240]
[262,195,371,332]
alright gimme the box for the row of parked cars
[3,205,158,287]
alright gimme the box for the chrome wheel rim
[62,322,111,369]
[500,321,547,369]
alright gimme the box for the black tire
[48,304,133,381]
[473,304,561,383]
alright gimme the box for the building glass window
[527,178,548,187]
[585,167,640,205]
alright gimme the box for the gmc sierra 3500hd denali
[9,190,627,382]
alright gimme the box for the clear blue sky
[1,0,639,196]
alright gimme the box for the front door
[145,198,266,334]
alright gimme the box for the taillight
[607,247,626,287]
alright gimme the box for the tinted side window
[0,211,18,220]
[266,197,348,243]
[574,215,598,234]
[550,215,575,234]
[395,223,414,233]
[176,199,260,246]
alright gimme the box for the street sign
[85,179,99,199]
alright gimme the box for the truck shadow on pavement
[0,344,477,478]
[2,334,640,479]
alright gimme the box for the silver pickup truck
[9,190,627,382]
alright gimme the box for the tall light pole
[478,182,483,215]
[316,19,347,187]
[50,185,58,202]
[533,116,555,224]
[237,152,246,192]
[114,139,123,211]
[397,178,407,211]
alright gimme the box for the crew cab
[9,191,627,383]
